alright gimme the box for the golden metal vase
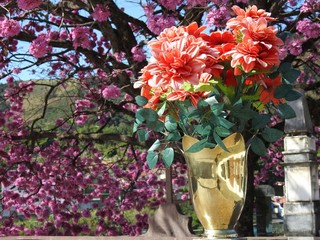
[182,133,247,239]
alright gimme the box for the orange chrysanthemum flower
[224,69,237,86]
[229,37,280,73]
[137,22,224,108]
[167,90,209,107]
[149,22,206,51]
[243,17,283,48]
[227,5,276,30]
[202,31,236,60]
[260,75,283,105]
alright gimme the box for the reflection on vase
[182,133,246,239]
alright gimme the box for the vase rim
[182,132,245,153]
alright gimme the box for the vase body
[182,133,247,239]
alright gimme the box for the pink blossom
[46,30,59,40]
[296,18,320,39]
[211,0,228,4]
[306,78,314,85]
[206,6,231,28]
[123,103,138,112]
[296,71,305,84]
[96,69,108,80]
[75,115,88,125]
[125,69,133,77]
[288,0,297,6]
[143,3,155,16]
[59,30,68,40]
[17,0,42,10]
[102,85,121,99]
[81,209,91,218]
[146,14,176,35]
[131,46,146,62]
[75,99,95,110]
[0,113,5,126]
[157,0,183,10]
[300,0,320,13]
[287,38,303,56]
[0,18,21,37]
[186,0,207,7]
[6,76,14,86]
[92,4,110,22]
[143,3,176,34]
[123,93,133,101]
[71,27,92,50]
[254,138,284,185]
[113,52,126,62]
[29,34,49,58]
[12,68,21,74]
[180,192,189,201]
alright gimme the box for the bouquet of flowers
[133,5,300,168]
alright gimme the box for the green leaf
[204,96,218,106]
[186,138,207,153]
[136,108,158,122]
[252,101,266,111]
[236,118,247,132]
[215,126,232,137]
[251,137,266,156]
[284,90,301,101]
[166,131,181,141]
[157,102,167,116]
[148,120,165,132]
[217,82,234,102]
[251,114,271,130]
[137,129,148,142]
[261,128,283,143]
[135,96,148,106]
[183,82,193,92]
[274,84,292,99]
[232,98,243,111]
[194,82,214,92]
[194,125,211,135]
[176,102,189,117]
[147,151,158,168]
[149,139,161,152]
[278,62,292,73]
[211,103,224,116]
[214,132,228,152]
[133,122,139,133]
[278,62,300,83]
[242,93,260,102]
[188,109,204,119]
[165,115,177,131]
[205,142,216,148]
[161,148,174,167]
[233,108,257,121]
[269,71,280,79]
[282,69,300,83]
[197,99,209,109]
[278,103,296,119]
[216,117,234,129]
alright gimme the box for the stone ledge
[2,236,320,240]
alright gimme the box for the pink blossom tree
[0,0,319,237]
